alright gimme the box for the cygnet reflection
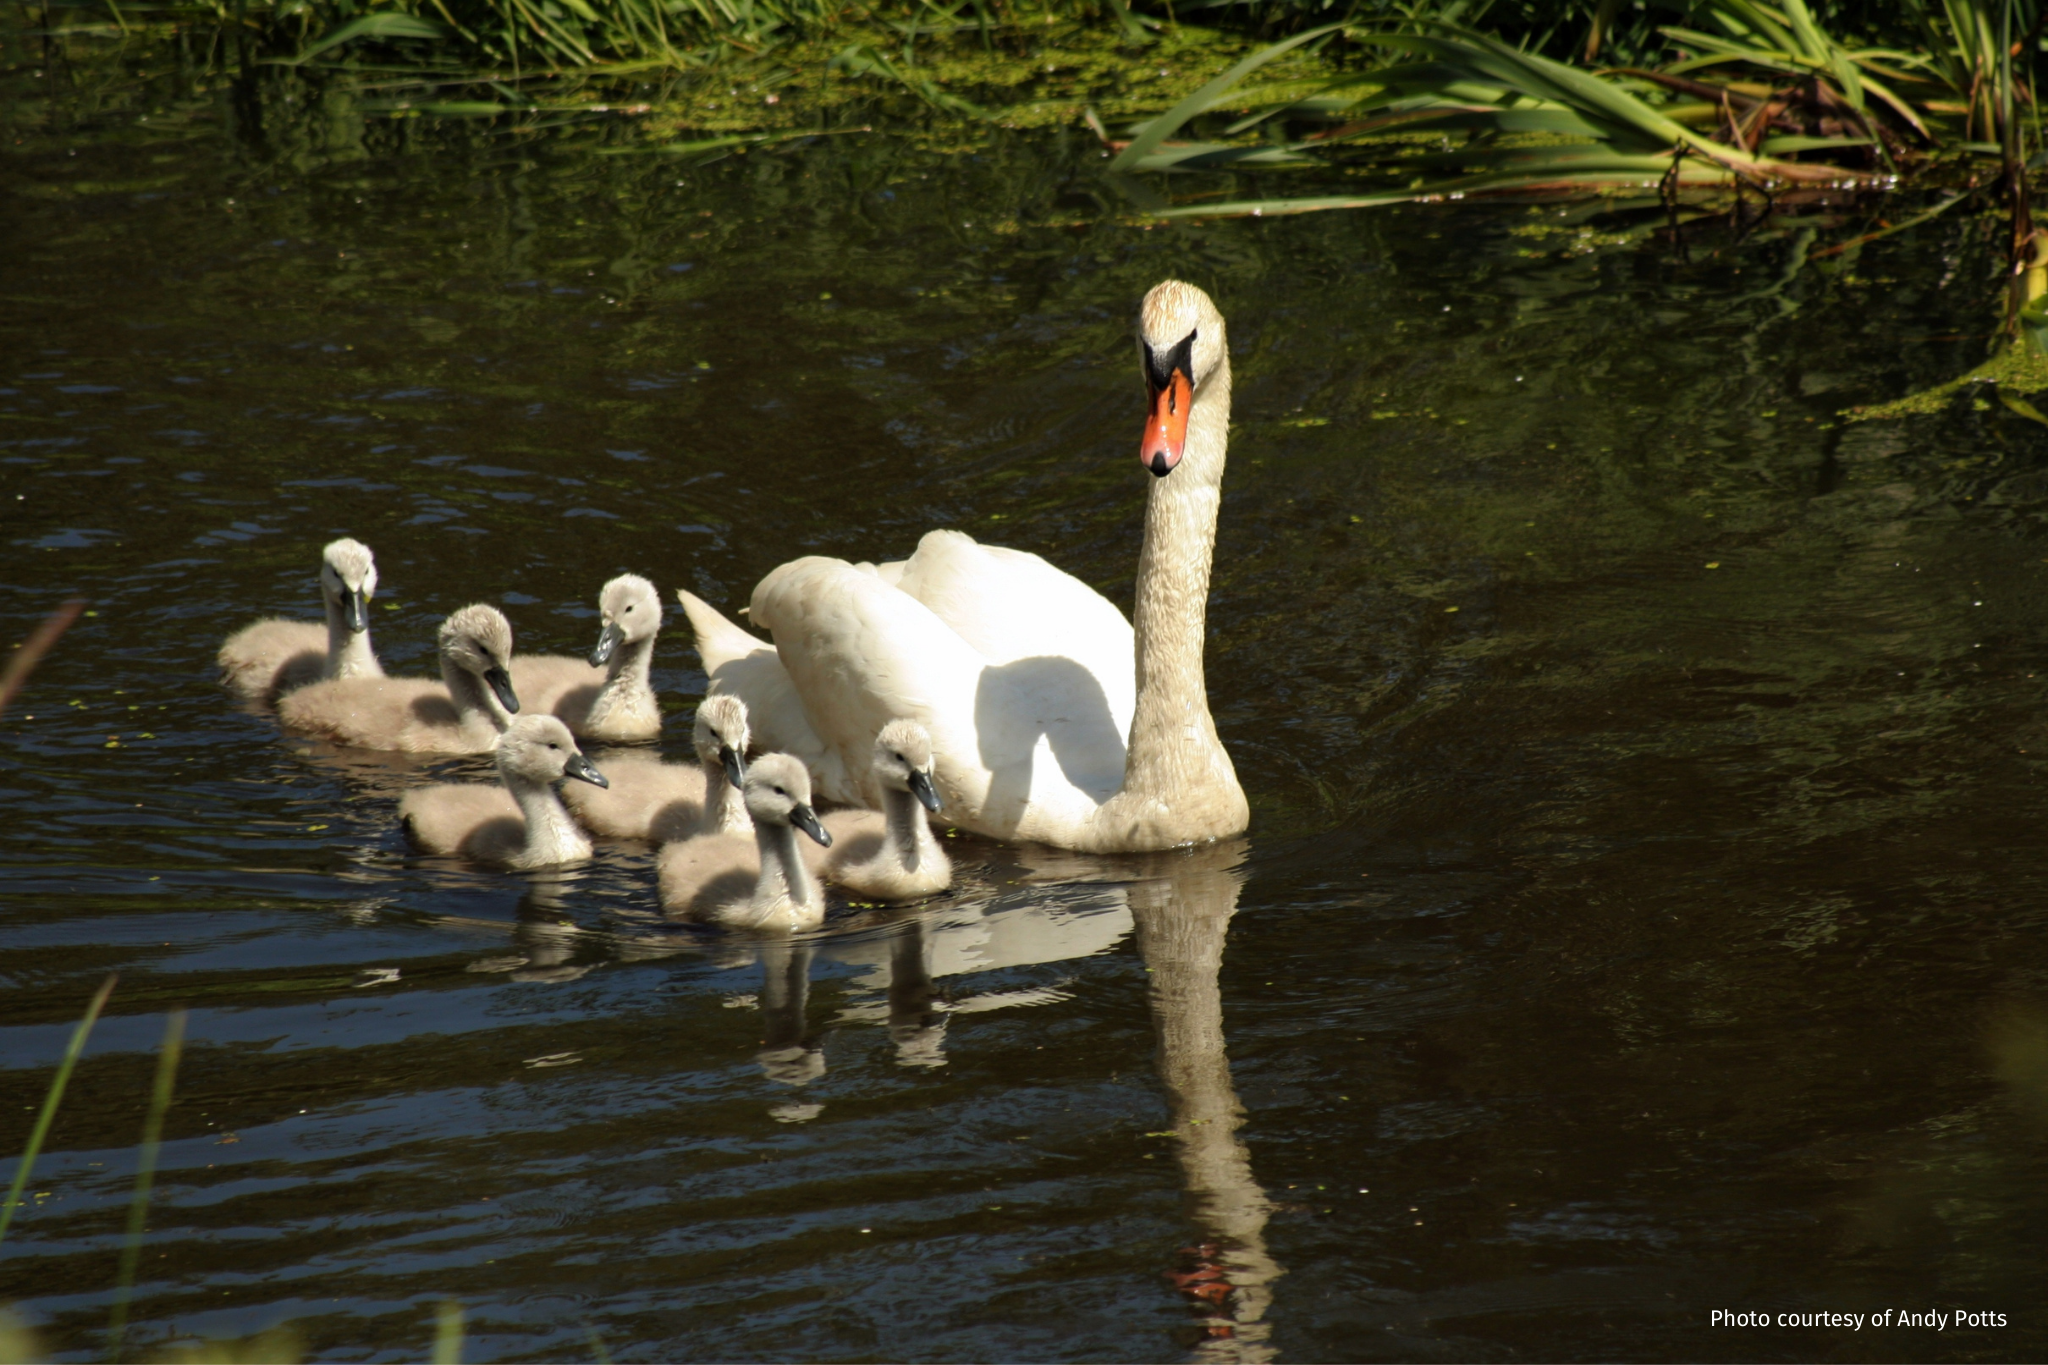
[885,915,947,1069]
[455,874,593,984]
[755,939,826,1102]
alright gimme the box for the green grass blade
[1127,142,1320,171]
[1107,22,1342,173]
[433,1302,464,1365]
[273,12,446,65]
[0,975,117,1249]
[106,1009,185,1364]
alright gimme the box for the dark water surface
[7,50,2048,1365]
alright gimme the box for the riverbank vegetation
[6,2,2047,391]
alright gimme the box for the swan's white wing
[752,556,1114,841]
[676,589,855,803]
[891,530,1136,742]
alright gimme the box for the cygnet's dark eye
[623,605,634,613]
[774,786,787,796]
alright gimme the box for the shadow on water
[13,19,2048,1364]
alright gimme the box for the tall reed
[0,976,117,1249]
[106,1010,187,1363]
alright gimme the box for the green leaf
[1998,389,2048,426]
[1759,134,1875,153]
[276,11,445,63]
[1106,22,1343,173]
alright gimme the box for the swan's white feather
[677,588,855,804]
[893,529,1136,733]
[750,556,1115,841]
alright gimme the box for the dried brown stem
[0,598,87,718]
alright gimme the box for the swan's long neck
[1119,355,1237,808]
[752,820,820,922]
[443,658,514,738]
[588,635,654,726]
[700,755,750,835]
[507,774,591,865]
[322,593,380,680]
[882,784,943,875]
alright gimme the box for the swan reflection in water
[828,841,1284,1356]
[1127,844,1283,1362]
[429,839,1281,1351]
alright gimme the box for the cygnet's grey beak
[564,753,607,788]
[791,804,831,847]
[589,621,624,669]
[344,589,370,634]
[720,744,747,790]
[908,768,942,813]
[483,665,520,714]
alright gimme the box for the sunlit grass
[107,1010,187,1363]
[0,975,117,1249]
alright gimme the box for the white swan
[659,753,832,932]
[815,719,951,901]
[399,714,609,868]
[513,574,665,743]
[679,280,1247,852]
[562,694,750,843]
[276,603,522,754]
[218,538,383,701]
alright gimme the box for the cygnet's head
[319,538,378,633]
[589,573,662,666]
[744,753,830,847]
[495,714,607,789]
[1137,279,1228,481]
[871,719,941,813]
[439,603,520,714]
[693,693,751,789]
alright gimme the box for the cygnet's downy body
[814,720,952,901]
[400,714,609,868]
[277,603,521,754]
[511,575,664,742]
[219,538,384,702]
[564,694,750,843]
[659,753,832,932]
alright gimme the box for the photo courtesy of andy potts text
[1711,1311,2008,1330]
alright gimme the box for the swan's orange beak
[1142,369,1191,478]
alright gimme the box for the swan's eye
[623,605,634,613]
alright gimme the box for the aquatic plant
[1115,0,2048,371]
[0,977,116,1250]
[1116,3,2040,207]
[106,1011,186,1363]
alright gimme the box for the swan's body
[563,694,750,843]
[399,715,608,868]
[276,603,522,754]
[681,280,1246,852]
[659,753,832,932]
[813,720,951,901]
[515,575,665,742]
[219,538,383,701]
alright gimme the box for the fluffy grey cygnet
[564,693,750,843]
[512,574,664,742]
[218,538,384,702]
[816,719,951,901]
[399,714,609,868]
[659,753,833,932]
[276,602,521,754]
